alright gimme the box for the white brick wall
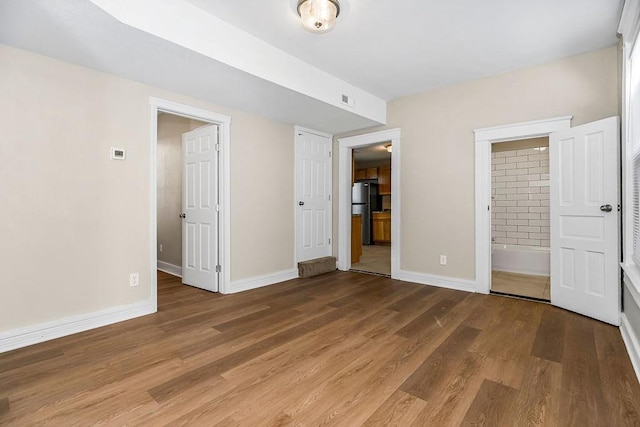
[491,147,550,247]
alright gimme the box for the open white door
[549,117,619,325]
[181,124,220,292]
[295,129,332,263]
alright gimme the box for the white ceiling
[186,0,623,101]
[354,143,392,163]
[0,0,386,134]
[0,0,624,134]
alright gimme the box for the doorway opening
[337,128,401,277]
[476,115,620,325]
[350,142,392,276]
[149,97,231,310]
[490,137,551,301]
[474,116,572,295]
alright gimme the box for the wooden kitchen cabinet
[355,167,379,181]
[378,166,391,195]
[365,167,378,179]
[373,212,391,243]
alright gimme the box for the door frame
[474,115,572,294]
[294,126,334,264]
[149,97,231,308]
[337,128,401,276]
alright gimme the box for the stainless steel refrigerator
[352,182,381,245]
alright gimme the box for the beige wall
[156,114,207,268]
[229,114,295,277]
[0,44,294,332]
[335,46,619,280]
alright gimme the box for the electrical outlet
[440,255,447,266]
[130,273,139,287]
[159,244,163,253]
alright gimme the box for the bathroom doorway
[490,137,551,301]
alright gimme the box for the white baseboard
[394,269,477,293]
[621,313,640,385]
[625,273,640,312]
[492,267,549,277]
[0,299,156,353]
[157,261,182,277]
[226,268,298,294]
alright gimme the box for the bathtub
[491,244,550,276]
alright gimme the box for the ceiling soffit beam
[89,0,386,126]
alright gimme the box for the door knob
[600,204,613,212]
[298,201,305,206]
[179,213,186,218]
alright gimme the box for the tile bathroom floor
[491,270,550,301]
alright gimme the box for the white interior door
[295,129,332,263]
[550,117,619,325]
[181,124,219,292]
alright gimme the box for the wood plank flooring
[1,271,639,425]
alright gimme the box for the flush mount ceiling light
[385,144,392,153]
[297,0,341,34]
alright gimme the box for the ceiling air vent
[341,94,355,108]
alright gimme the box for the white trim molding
[157,261,182,277]
[621,313,640,384]
[0,300,155,353]
[619,0,640,54]
[625,268,640,309]
[395,270,477,293]
[619,2,640,385]
[337,128,401,277]
[227,269,299,294]
[474,116,572,294]
[295,125,333,139]
[619,1,640,299]
[149,97,232,298]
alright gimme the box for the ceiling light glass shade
[386,145,392,153]
[297,0,340,34]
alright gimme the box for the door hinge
[215,265,221,273]
[328,194,331,201]
[216,204,222,212]
[328,238,331,244]
[215,143,221,152]
[329,151,332,158]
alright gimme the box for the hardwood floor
[1,271,639,425]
